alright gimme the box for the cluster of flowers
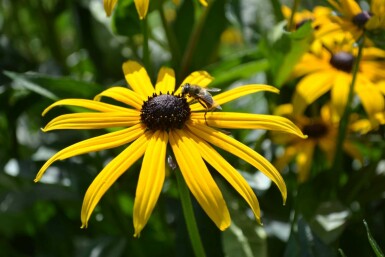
[275,0,385,181]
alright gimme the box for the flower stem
[288,0,301,31]
[141,16,151,76]
[331,36,365,179]
[175,168,207,257]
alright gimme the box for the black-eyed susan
[273,103,362,182]
[103,0,207,19]
[34,60,306,236]
[291,36,385,122]
[328,0,385,38]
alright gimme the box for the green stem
[158,0,181,69]
[175,168,207,257]
[288,0,301,31]
[179,3,211,82]
[141,16,151,76]
[269,0,285,23]
[331,36,365,178]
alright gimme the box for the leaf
[261,21,313,87]
[111,0,141,37]
[4,71,102,100]
[363,220,385,257]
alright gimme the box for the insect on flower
[181,83,222,122]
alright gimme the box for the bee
[181,83,222,111]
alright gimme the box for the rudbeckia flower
[328,0,385,38]
[34,60,306,236]
[103,0,208,19]
[291,37,385,122]
[273,103,362,182]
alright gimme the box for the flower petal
[199,0,208,6]
[169,129,231,230]
[295,141,315,182]
[94,87,144,110]
[184,129,261,223]
[35,124,146,182]
[134,0,149,19]
[43,112,140,131]
[292,71,335,115]
[155,67,176,95]
[189,84,279,111]
[133,130,168,237]
[42,99,130,116]
[103,0,117,16]
[174,71,214,95]
[191,112,306,138]
[187,122,287,203]
[123,60,154,97]
[330,72,350,119]
[81,132,152,228]
[356,78,385,119]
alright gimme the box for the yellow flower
[328,0,385,37]
[291,37,385,122]
[273,104,362,182]
[103,0,207,19]
[34,60,306,236]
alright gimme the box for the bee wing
[205,88,221,92]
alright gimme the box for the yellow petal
[274,145,299,172]
[94,87,145,110]
[184,129,261,223]
[191,112,306,138]
[187,122,287,204]
[42,99,130,116]
[134,0,149,20]
[330,72,351,119]
[295,141,315,182]
[169,129,231,230]
[340,0,362,16]
[133,130,168,237]
[356,78,385,118]
[123,60,154,97]
[104,0,118,17]
[174,71,214,95]
[190,84,279,111]
[292,71,335,115]
[81,132,152,228]
[43,112,140,131]
[199,0,208,6]
[35,124,146,182]
[155,67,176,95]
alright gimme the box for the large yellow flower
[104,0,208,19]
[273,103,362,182]
[291,37,385,122]
[34,60,306,236]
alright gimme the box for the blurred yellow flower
[291,37,385,122]
[104,0,208,19]
[273,104,362,182]
[34,61,306,236]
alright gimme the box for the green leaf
[4,71,102,100]
[111,0,141,37]
[363,220,385,257]
[261,21,313,87]
[173,0,195,57]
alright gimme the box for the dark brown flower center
[302,122,329,139]
[352,11,372,28]
[330,51,355,73]
[140,93,190,131]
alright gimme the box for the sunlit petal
[184,129,261,223]
[103,0,118,16]
[199,0,208,6]
[123,60,154,97]
[133,131,168,237]
[155,67,176,95]
[134,0,149,19]
[169,130,231,230]
[187,122,287,203]
[81,132,152,228]
[191,112,306,138]
[330,72,351,119]
[295,141,315,182]
[43,99,130,116]
[94,87,144,110]
[190,84,279,111]
[43,112,140,131]
[35,124,146,182]
[174,71,214,95]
